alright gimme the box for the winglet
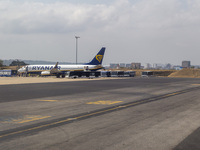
[54,62,59,68]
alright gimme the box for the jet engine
[41,71,50,76]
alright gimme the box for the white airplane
[18,47,106,78]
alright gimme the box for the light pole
[75,36,80,64]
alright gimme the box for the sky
[1,0,200,65]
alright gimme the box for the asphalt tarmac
[1,77,200,150]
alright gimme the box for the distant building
[140,66,144,69]
[153,63,163,69]
[126,64,131,68]
[131,63,141,69]
[173,66,183,70]
[193,65,200,69]
[119,63,126,68]
[110,63,119,69]
[182,61,191,68]
[165,63,172,70]
[144,63,151,69]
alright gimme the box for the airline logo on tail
[96,55,103,63]
[85,47,105,65]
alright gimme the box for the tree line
[0,59,28,67]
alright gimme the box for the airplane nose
[18,68,24,73]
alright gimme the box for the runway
[1,77,200,149]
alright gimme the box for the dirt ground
[1,69,199,85]
[168,68,200,78]
[0,77,118,85]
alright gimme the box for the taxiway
[1,77,200,149]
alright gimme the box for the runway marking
[36,100,58,102]
[17,116,51,124]
[163,92,181,97]
[0,87,199,139]
[86,101,123,105]
[1,115,51,124]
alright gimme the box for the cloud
[1,0,200,35]
[0,0,130,34]
[1,0,200,64]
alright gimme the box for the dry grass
[168,68,200,78]
[0,77,120,85]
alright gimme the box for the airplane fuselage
[18,64,102,74]
[18,47,106,76]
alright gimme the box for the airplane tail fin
[86,47,106,65]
